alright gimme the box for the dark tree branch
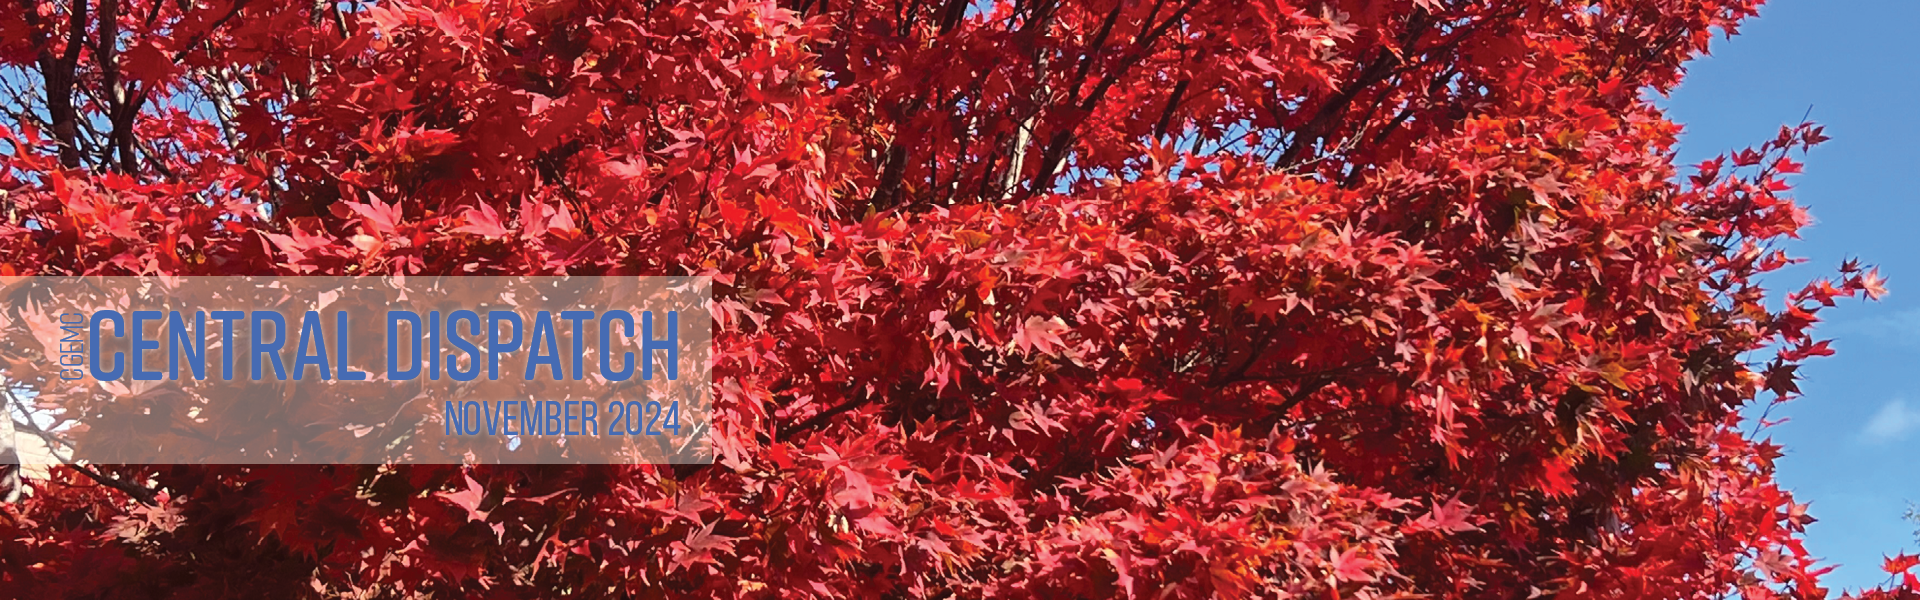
[97,0,144,173]
[21,0,90,168]
[0,391,158,506]
[1027,0,1196,195]
[778,394,872,442]
[1152,78,1190,139]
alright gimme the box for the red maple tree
[0,0,1912,598]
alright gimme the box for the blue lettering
[641,311,678,381]
[388,311,422,380]
[446,310,480,381]
[559,310,594,380]
[293,311,330,380]
[334,311,367,381]
[88,310,125,380]
[129,310,163,381]
[252,311,288,380]
[581,400,598,435]
[601,310,634,381]
[168,311,207,381]
[486,310,522,381]
[525,311,561,380]
[543,400,562,434]
[209,311,243,380]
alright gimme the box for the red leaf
[1012,315,1069,356]
[454,203,511,238]
[1886,553,1920,575]
[1331,547,1376,583]
[438,474,487,522]
[1413,498,1479,533]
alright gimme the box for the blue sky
[1662,0,1920,591]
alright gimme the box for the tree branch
[1152,78,1189,139]
[1028,0,1196,195]
[21,0,90,168]
[777,395,871,442]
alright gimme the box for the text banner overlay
[0,276,712,465]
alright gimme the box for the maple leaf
[601,157,648,181]
[1331,547,1376,583]
[670,521,740,572]
[344,196,404,236]
[439,474,488,522]
[1011,315,1070,356]
[1887,553,1920,575]
[1536,458,1576,498]
[121,41,179,86]
[1862,267,1890,300]
[454,203,512,238]
[364,4,414,32]
[1412,497,1479,534]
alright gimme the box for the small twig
[777,394,870,442]
[2,386,158,505]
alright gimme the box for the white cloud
[1823,309,1920,346]
[1880,310,1920,340]
[1863,399,1920,443]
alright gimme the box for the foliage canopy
[0,0,1912,598]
